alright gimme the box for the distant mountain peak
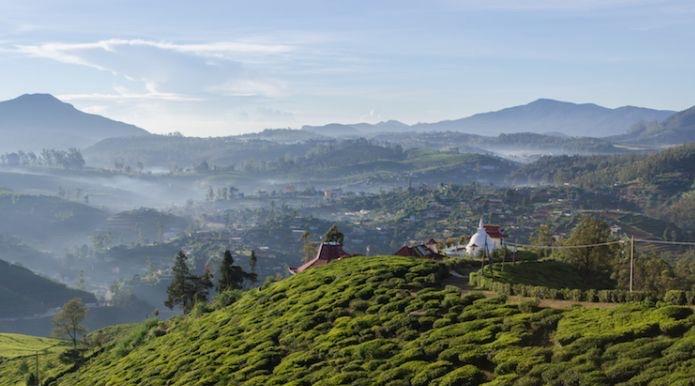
[0,93,149,152]
[15,92,61,101]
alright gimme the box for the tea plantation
[0,333,67,385]
[52,256,694,385]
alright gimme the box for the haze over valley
[0,1,694,385]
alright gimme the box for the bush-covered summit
[55,256,694,385]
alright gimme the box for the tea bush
[51,256,695,386]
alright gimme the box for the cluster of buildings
[289,216,506,274]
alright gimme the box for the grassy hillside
[0,259,95,318]
[47,256,695,385]
[481,260,615,290]
[0,333,64,358]
[0,333,67,386]
[0,325,135,386]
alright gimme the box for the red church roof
[483,225,505,239]
[289,242,351,274]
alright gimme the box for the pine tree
[217,250,257,292]
[193,269,214,304]
[165,251,195,313]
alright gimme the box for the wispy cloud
[13,38,294,73]
[15,38,293,60]
[12,37,299,102]
[58,83,201,102]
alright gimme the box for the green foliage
[217,250,256,292]
[470,265,691,305]
[45,256,695,386]
[561,215,619,276]
[323,224,345,244]
[479,260,614,290]
[52,298,87,351]
[0,333,64,359]
[165,250,215,313]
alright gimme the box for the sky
[0,0,694,136]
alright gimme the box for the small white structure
[465,217,504,256]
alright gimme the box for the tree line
[0,148,85,169]
[165,249,257,314]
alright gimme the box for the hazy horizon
[1,0,694,136]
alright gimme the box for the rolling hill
[0,93,149,152]
[0,190,108,249]
[620,104,695,145]
[44,256,695,385]
[0,258,95,318]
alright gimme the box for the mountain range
[0,93,149,152]
[304,99,676,138]
[0,94,691,155]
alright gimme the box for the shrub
[211,289,243,309]
[663,290,687,305]
[438,365,484,386]
[518,298,540,313]
[659,306,692,320]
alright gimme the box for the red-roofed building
[288,242,352,274]
[483,225,505,240]
[394,244,444,260]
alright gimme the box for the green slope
[0,259,96,318]
[54,256,694,385]
[0,333,67,386]
[0,333,64,359]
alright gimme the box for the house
[288,242,352,274]
[465,217,505,256]
[394,243,444,260]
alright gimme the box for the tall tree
[53,298,87,350]
[530,224,554,258]
[249,250,258,275]
[165,251,196,313]
[562,216,619,278]
[217,250,257,292]
[193,269,214,304]
[323,225,345,244]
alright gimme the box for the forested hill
[513,143,695,189]
[53,256,694,385]
[618,104,695,146]
[0,259,95,318]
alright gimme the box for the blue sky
[1,0,694,136]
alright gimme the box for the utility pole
[629,235,634,293]
[35,351,40,386]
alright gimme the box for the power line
[635,239,695,246]
[505,240,624,249]
[506,238,695,250]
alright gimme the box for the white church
[444,217,505,257]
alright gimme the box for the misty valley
[0,92,693,385]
